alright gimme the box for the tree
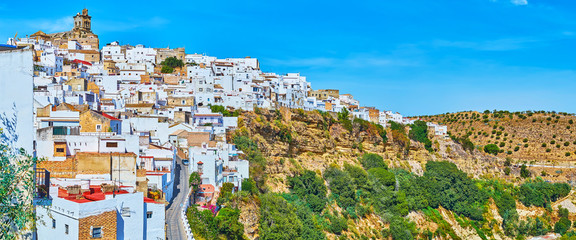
[389,216,416,240]
[504,158,512,166]
[259,194,302,240]
[287,170,327,213]
[344,164,369,190]
[555,216,571,235]
[220,182,235,202]
[423,161,488,221]
[241,178,256,194]
[409,120,433,152]
[520,164,531,178]
[161,65,174,73]
[360,153,387,170]
[324,166,357,209]
[189,172,202,204]
[337,108,352,132]
[368,167,396,187]
[215,208,246,240]
[327,214,348,235]
[0,112,37,239]
[189,172,202,190]
[484,144,500,155]
[160,56,184,68]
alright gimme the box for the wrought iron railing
[34,168,50,200]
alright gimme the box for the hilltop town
[7,8,576,240]
[1,9,452,240]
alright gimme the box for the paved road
[166,155,189,240]
[517,164,576,169]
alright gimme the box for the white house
[36,181,165,240]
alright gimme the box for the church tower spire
[73,8,92,32]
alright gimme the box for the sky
[0,0,575,116]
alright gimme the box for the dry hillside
[420,111,576,163]
[223,108,576,240]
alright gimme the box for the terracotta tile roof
[126,103,155,108]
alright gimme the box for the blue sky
[1,0,575,116]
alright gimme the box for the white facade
[0,48,34,153]
[36,186,165,240]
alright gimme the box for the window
[92,227,102,238]
[106,142,118,148]
[121,207,131,217]
[56,148,65,153]
[147,211,153,219]
[65,224,69,234]
[52,219,56,228]
[96,124,102,131]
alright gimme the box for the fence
[181,187,194,240]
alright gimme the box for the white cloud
[511,0,528,5]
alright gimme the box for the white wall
[0,49,34,153]
[36,196,81,240]
[115,192,145,240]
[144,202,165,240]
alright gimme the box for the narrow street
[166,155,189,240]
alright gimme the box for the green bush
[337,108,352,132]
[360,153,387,170]
[187,206,245,240]
[344,164,369,190]
[520,164,531,178]
[409,120,433,152]
[160,56,184,68]
[555,216,571,235]
[161,65,174,73]
[241,178,256,194]
[259,194,302,240]
[327,214,348,235]
[484,144,500,155]
[518,179,571,207]
[288,170,328,213]
[210,105,240,117]
[368,167,396,187]
[424,161,488,221]
[324,166,357,209]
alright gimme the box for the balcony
[33,168,52,206]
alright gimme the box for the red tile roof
[101,112,120,121]
[72,59,93,66]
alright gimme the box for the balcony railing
[34,168,52,206]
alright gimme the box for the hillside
[186,108,576,240]
[420,110,576,163]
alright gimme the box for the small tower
[73,8,92,32]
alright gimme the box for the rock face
[232,108,570,240]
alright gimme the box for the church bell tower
[73,8,92,32]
